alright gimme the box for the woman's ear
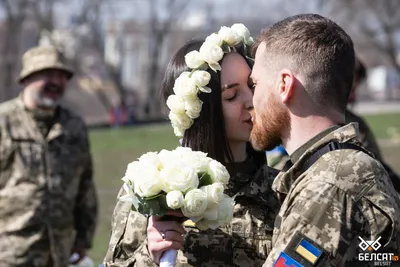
[278,69,295,104]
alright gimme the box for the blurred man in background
[346,57,400,194]
[0,46,98,267]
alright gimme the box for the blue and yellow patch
[274,252,304,267]
[281,231,327,266]
[295,239,323,264]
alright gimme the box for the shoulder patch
[282,231,327,266]
[274,252,303,267]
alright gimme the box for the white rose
[231,23,251,42]
[218,26,241,46]
[200,183,224,206]
[216,195,234,226]
[166,190,184,209]
[182,189,208,217]
[132,163,163,197]
[169,111,193,130]
[160,164,199,193]
[208,160,230,185]
[123,161,142,184]
[185,51,205,69]
[173,126,185,137]
[199,43,224,64]
[185,97,203,119]
[203,205,219,221]
[205,33,223,46]
[158,149,182,167]
[138,152,162,170]
[174,146,193,154]
[185,152,212,173]
[173,72,198,97]
[166,95,185,114]
[191,70,211,87]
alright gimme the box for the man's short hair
[254,14,355,112]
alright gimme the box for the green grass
[87,113,400,264]
[88,123,178,263]
[363,112,400,139]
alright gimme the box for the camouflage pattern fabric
[264,123,400,267]
[0,97,98,267]
[103,161,280,267]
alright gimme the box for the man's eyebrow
[222,83,239,91]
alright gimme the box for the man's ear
[277,69,295,104]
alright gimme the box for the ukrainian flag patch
[273,252,304,267]
[295,239,322,264]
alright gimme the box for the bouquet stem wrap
[160,249,177,267]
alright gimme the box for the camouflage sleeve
[103,187,157,267]
[264,180,364,267]
[73,131,98,249]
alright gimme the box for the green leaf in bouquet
[128,193,169,216]
[144,192,165,201]
[221,44,231,54]
[199,172,213,187]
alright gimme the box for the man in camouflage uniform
[0,46,98,267]
[267,57,400,195]
[250,14,400,266]
[103,163,280,266]
[347,58,400,194]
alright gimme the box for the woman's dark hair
[160,39,266,168]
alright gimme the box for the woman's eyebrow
[222,83,239,91]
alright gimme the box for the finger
[163,230,184,243]
[152,221,185,235]
[165,210,184,217]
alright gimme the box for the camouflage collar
[272,123,360,195]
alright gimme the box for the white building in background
[368,66,400,101]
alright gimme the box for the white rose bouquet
[120,146,234,267]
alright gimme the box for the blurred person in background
[346,57,400,194]
[0,46,98,267]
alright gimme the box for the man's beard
[250,94,291,151]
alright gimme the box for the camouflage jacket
[0,97,98,267]
[103,160,280,267]
[264,123,400,267]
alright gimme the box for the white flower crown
[166,24,255,137]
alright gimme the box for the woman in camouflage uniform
[103,34,280,267]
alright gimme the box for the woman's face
[220,52,254,143]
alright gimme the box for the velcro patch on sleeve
[282,231,328,266]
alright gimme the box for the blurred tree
[328,0,400,75]
[145,0,193,119]
[0,0,29,101]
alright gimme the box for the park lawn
[88,113,400,264]
[363,112,400,139]
[88,123,178,263]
